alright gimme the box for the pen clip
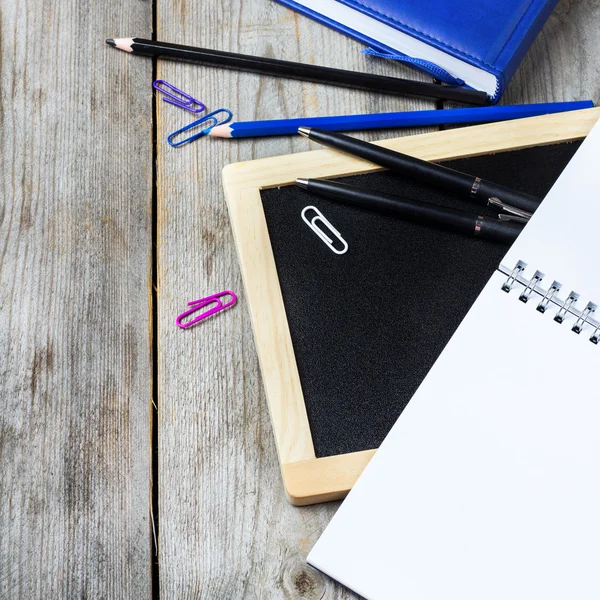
[488,197,532,222]
[498,214,529,224]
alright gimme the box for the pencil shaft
[124,38,489,105]
[214,102,593,137]
[303,128,542,214]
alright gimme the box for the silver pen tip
[296,178,309,189]
[297,126,312,138]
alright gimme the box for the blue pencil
[208,101,594,138]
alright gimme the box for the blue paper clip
[167,108,233,147]
[153,80,206,114]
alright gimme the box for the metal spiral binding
[554,291,580,324]
[500,260,600,345]
[537,281,562,314]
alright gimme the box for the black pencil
[106,38,489,106]
[298,127,541,216]
[296,178,524,244]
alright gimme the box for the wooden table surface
[1,0,598,597]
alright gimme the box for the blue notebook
[274,0,559,102]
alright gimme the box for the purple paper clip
[176,291,237,329]
[153,80,206,114]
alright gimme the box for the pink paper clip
[176,291,237,329]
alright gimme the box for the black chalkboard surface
[261,142,580,458]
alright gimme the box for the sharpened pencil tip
[296,178,309,189]
[108,38,135,52]
[208,124,233,138]
[297,126,311,138]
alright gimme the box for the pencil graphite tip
[296,178,309,189]
[105,39,116,47]
[297,126,312,138]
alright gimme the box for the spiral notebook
[308,117,600,599]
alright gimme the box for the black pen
[296,178,524,244]
[298,127,540,217]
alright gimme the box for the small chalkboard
[223,108,598,506]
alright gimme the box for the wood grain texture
[0,1,153,598]
[502,0,600,105]
[156,1,432,598]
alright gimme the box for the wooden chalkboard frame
[222,108,599,506]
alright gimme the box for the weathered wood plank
[503,0,600,105]
[155,1,433,598]
[0,1,153,597]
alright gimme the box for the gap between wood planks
[151,0,160,597]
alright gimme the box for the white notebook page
[308,117,600,600]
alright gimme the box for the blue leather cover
[274,0,559,101]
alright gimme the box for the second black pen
[296,178,524,244]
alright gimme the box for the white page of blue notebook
[308,116,600,600]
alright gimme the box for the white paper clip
[301,206,348,255]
